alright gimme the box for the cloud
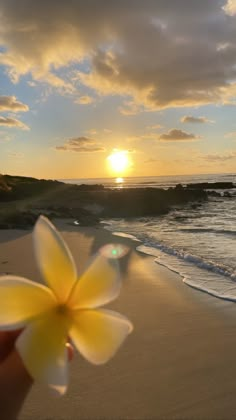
[146,124,162,130]
[181,116,214,124]
[55,136,105,152]
[0,131,13,143]
[74,95,95,105]
[126,135,141,143]
[0,96,29,112]
[119,101,146,115]
[27,81,37,87]
[0,116,29,130]
[1,1,236,109]
[126,132,167,143]
[159,129,200,141]
[223,0,236,15]
[224,131,236,138]
[126,133,158,143]
[8,152,24,158]
[143,133,161,140]
[85,129,97,136]
[202,151,236,161]
[144,158,158,163]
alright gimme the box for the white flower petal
[70,309,133,365]
[33,216,77,303]
[69,255,121,309]
[16,310,70,395]
[0,276,56,330]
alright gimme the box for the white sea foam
[137,244,236,302]
[107,223,236,302]
[112,231,141,242]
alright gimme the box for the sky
[1,0,236,179]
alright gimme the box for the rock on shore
[0,174,208,228]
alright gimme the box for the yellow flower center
[55,304,73,330]
[57,304,70,316]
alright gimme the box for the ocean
[64,174,236,302]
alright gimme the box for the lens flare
[99,243,130,259]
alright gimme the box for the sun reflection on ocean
[115,177,124,184]
[115,177,124,188]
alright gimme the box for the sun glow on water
[115,177,124,184]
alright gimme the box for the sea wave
[178,227,236,236]
[107,228,236,302]
[136,242,236,280]
[136,243,236,302]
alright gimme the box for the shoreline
[1,219,236,316]
[1,219,236,313]
[105,220,236,305]
[1,221,236,418]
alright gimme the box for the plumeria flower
[0,216,133,395]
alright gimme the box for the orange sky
[1,0,236,179]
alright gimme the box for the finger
[0,330,22,362]
[66,342,74,362]
[0,349,32,419]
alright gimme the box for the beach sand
[1,221,236,419]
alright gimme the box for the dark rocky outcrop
[0,174,208,228]
[96,186,207,217]
[223,191,233,198]
[205,190,222,197]
[0,175,104,202]
[0,211,38,229]
[186,182,235,189]
[45,206,100,226]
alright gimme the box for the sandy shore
[1,221,236,419]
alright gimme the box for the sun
[107,150,131,175]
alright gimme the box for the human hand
[0,330,73,420]
[0,330,32,419]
